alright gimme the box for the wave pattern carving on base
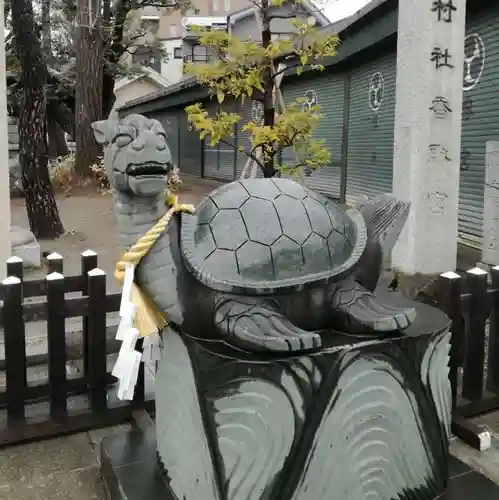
[291,354,445,500]
[155,328,220,500]
[211,379,296,500]
[420,332,452,440]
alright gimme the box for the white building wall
[161,38,184,84]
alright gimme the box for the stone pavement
[451,410,499,485]
[0,424,132,500]
[2,419,498,500]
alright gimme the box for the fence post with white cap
[6,256,24,282]
[464,267,489,401]
[87,268,108,412]
[46,252,64,275]
[81,250,98,377]
[2,275,27,425]
[46,271,68,418]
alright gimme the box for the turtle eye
[115,134,132,147]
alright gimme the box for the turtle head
[92,114,173,198]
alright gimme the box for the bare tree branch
[243,0,264,12]
[219,138,265,169]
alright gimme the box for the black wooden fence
[0,251,152,448]
[439,266,499,450]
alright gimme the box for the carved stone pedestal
[153,300,451,500]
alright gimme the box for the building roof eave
[118,0,397,115]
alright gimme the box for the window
[132,47,161,73]
[272,32,292,41]
[193,45,207,62]
[188,45,219,63]
[212,0,219,10]
[174,47,182,59]
[169,24,178,37]
[141,17,159,35]
[225,0,230,10]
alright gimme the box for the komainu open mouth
[126,162,170,177]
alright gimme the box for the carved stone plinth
[155,300,452,500]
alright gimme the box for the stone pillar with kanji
[392,0,466,278]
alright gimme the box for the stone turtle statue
[93,114,415,353]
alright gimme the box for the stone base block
[151,299,452,500]
[101,426,175,500]
[11,240,41,268]
[10,225,41,268]
[100,425,499,500]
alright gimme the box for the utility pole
[0,0,12,278]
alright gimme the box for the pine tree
[11,0,65,238]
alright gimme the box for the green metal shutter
[203,99,235,182]
[203,100,220,180]
[459,7,499,241]
[346,51,396,199]
[218,100,237,182]
[279,73,344,199]
[151,111,181,167]
[236,99,263,179]
[179,110,203,178]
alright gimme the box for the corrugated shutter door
[156,112,180,166]
[346,52,396,199]
[203,99,235,182]
[150,111,180,166]
[236,99,263,179]
[459,7,499,240]
[217,99,236,181]
[179,111,203,178]
[279,81,305,182]
[280,73,344,199]
[203,100,220,180]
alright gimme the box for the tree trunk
[101,0,132,118]
[260,0,276,178]
[48,98,76,138]
[47,111,69,158]
[11,0,64,239]
[75,0,104,176]
[41,0,52,63]
[102,68,116,119]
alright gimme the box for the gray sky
[323,0,373,22]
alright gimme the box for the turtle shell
[180,178,367,294]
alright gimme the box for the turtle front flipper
[331,278,416,333]
[214,296,322,353]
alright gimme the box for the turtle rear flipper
[214,296,322,353]
[331,279,416,333]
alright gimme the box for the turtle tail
[357,194,410,259]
